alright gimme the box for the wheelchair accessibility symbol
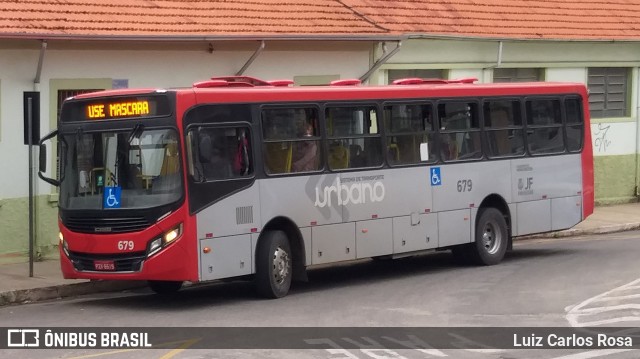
[430,167,442,186]
[103,186,121,209]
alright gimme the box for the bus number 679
[457,179,473,192]
[117,241,134,251]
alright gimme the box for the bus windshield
[59,128,182,210]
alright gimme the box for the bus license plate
[94,260,115,271]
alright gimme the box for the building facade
[1,0,639,257]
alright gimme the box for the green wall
[594,154,638,205]
[0,195,58,258]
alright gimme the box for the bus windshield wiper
[127,123,145,144]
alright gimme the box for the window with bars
[493,68,543,83]
[587,68,629,118]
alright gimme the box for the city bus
[38,76,594,298]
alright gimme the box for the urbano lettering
[314,177,385,207]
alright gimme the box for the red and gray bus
[39,76,594,298]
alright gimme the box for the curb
[518,223,640,240]
[0,280,147,307]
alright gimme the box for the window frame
[481,98,526,159]
[324,103,384,171]
[523,97,566,156]
[436,99,483,163]
[186,122,255,183]
[260,105,323,176]
[563,96,585,153]
[382,100,437,167]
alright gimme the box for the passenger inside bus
[291,118,318,172]
[198,133,232,179]
[234,128,251,176]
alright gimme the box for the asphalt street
[2,231,640,359]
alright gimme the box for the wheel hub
[272,247,290,285]
[482,220,501,255]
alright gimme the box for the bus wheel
[255,230,292,299]
[148,280,183,294]
[470,208,508,265]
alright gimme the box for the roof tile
[342,0,640,40]
[1,0,640,40]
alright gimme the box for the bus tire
[469,207,508,265]
[255,230,292,299]
[148,280,182,294]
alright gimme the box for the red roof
[342,0,640,40]
[1,0,639,41]
[0,0,387,38]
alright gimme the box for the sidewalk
[1,202,640,306]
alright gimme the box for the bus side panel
[196,184,261,238]
[312,222,356,265]
[517,200,551,235]
[356,218,393,258]
[260,174,342,227]
[431,161,511,244]
[431,161,512,213]
[551,196,583,231]
[393,213,438,254]
[341,167,432,222]
[511,154,582,236]
[196,184,261,281]
[200,234,252,281]
[438,209,472,247]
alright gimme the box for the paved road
[2,231,640,358]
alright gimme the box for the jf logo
[518,177,533,190]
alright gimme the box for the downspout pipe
[34,40,47,91]
[236,40,265,76]
[360,41,402,83]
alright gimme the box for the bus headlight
[59,232,69,257]
[163,224,182,245]
[147,224,183,258]
[148,238,162,256]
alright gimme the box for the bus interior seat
[349,144,365,167]
[490,109,511,156]
[387,143,400,163]
[397,135,417,163]
[265,142,292,173]
[160,141,179,176]
[328,142,349,169]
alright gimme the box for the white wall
[0,43,372,199]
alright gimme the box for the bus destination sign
[87,100,150,119]
[60,95,171,122]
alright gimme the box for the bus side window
[565,98,584,152]
[190,126,252,181]
[438,102,481,161]
[262,107,321,174]
[326,105,381,170]
[384,103,435,166]
[483,100,524,158]
[526,99,564,155]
